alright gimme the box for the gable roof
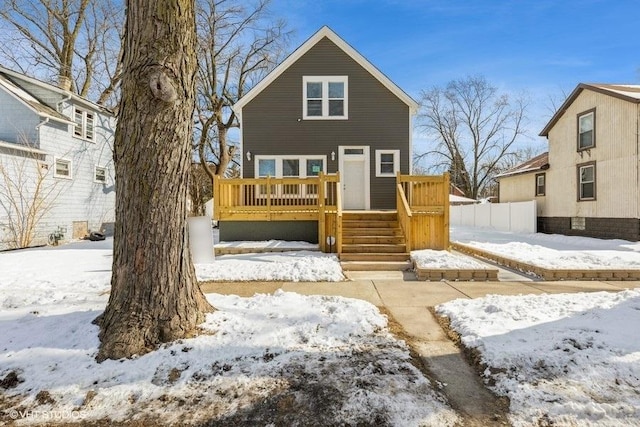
[233,26,419,114]
[0,73,72,124]
[0,65,114,117]
[495,152,549,179]
[540,83,640,137]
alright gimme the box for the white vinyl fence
[450,200,537,233]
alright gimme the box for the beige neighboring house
[499,83,640,241]
[496,152,549,214]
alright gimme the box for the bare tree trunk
[97,0,213,362]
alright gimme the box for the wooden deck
[213,173,449,253]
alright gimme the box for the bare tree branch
[193,0,291,191]
[0,0,123,106]
[416,75,530,199]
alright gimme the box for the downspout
[34,117,49,151]
[636,103,639,223]
[56,94,72,114]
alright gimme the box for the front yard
[1,229,640,426]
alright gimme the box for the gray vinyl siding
[242,37,411,209]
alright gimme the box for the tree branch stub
[149,69,178,103]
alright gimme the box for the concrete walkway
[200,275,637,425]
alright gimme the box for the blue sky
[271,0,639,152]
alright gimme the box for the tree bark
[97,0,213,362]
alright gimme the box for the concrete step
[340,260,413,271]
[340,252,410,262]
[342,243,407,254]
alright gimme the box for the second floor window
[303,76,348,120]
[74,108,95,141]
[577,109,595,150]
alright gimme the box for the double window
[54,158,72,179]
[577,109,595,150]
[94,166,107,183]
[255,156,326,196]
[303,76,348,119]
[256,156,325,179]
[577,162,596,201]
[73,107,94,141]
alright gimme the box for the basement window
[571,217,586,230]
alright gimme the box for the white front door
[339,146,370,210]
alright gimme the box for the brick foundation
[538,217,640,241]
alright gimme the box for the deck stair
[340,211,412,271]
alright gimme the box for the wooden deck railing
[213,173,341,252]
[396,172,450,250]
[213,172,449,253]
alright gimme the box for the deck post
[335,171,342,254]
[266,175,272,220]
[318,173,326,252]
[212,175,219,221]
[443,172,450,249]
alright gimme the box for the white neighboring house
[0,66,115,250]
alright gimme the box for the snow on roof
[590,83,640,100]
[495,152,549,179]
[449,194,477,204]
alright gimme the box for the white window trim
[302,76,348,120]
[72,107,95,142]
[254,155,327,178]
[53,157,72,179]
[94,165,107,183]
[375,149,400,177]
[254,155,328,198]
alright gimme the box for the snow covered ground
[0,239,456,425]
[197,251,344,282]
[411,248,492,270]
[3,229,640,425]
[452,225,640,269]
[438,290,640,427]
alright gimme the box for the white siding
[498,172,546,215]
[545,90,640,219]
[0,93,115,250]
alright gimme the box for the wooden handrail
[396,183,413,253]
[397,184,412,217]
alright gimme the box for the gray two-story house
[216,27,449,256]
[0,66,115,250]
[225,26,419,242]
